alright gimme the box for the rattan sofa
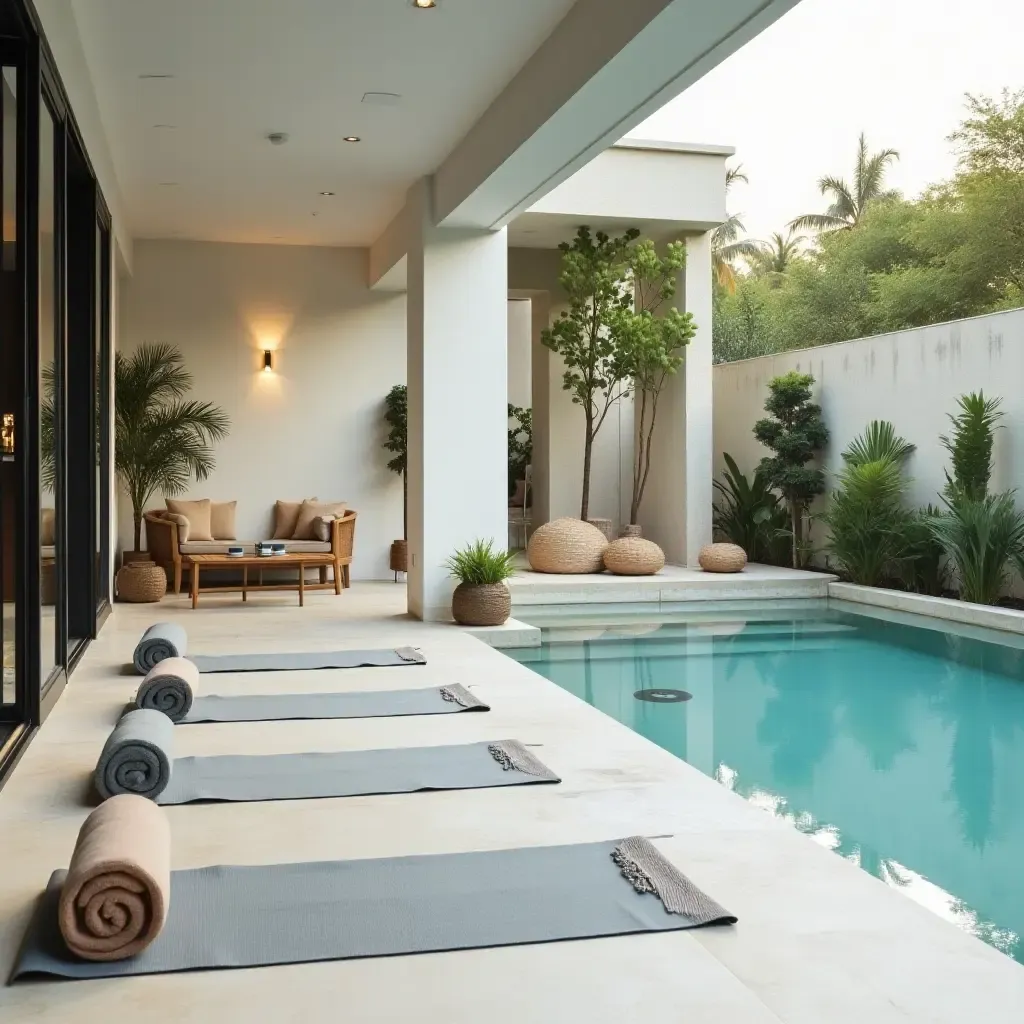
[144,508,357,595]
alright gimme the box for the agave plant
[713,453,789,564]
[940,392,1003,500]
[927,492,1024,605]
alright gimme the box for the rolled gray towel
[136,657,197,723]
[95,709,175,801]
[133,623,188,675]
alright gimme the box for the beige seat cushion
[180,541,257,556]
[166,498,213,542]
[279,540,332,554]
[273,498,318,539]
[211,500,237,541]
[41,508,55,546]
[293,501,347,540]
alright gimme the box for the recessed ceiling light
[138,74,175,80]
[343,136,361,143]
[412,0,437,8]
[320,191,335,196]
[153,124,177,129]
[158,182,179,187]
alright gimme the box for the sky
[628,0,1024,244]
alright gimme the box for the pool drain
[634,688,692,703]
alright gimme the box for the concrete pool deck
[1,582,1022,1021]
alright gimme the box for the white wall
[118,240,406,579]
[507,299,532,409]
[714,309,1024,514]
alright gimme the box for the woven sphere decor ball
[603,536,665,576]
[527,517,608,574]
[698,542,747,574]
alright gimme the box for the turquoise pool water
[506,601,1024,962]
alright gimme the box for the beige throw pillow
[210,500,237,541]
[161,512,190,543]
[166,498,213,542]
[293,501,347,540]
[311,514,336,542]
[273,498,318,540]
[40,508,55,546]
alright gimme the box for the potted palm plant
[446,539,516,626]
[116,343,230,564]
[382,385,408,577]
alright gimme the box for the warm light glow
[342,136,361,143]
[263,350,273,373]
[412,0,436,7]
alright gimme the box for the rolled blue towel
[133,623,188,674]
[136,658,197,723]
[95,709,175,801]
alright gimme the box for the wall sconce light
[263,350,273,373]
[1,412,13,455]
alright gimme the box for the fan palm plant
[115,343,230,552]
[841,419,915,466]
[712,165,761,293]
[790,134,900,233]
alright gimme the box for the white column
[406,183,508,621]
[683,231,714,565]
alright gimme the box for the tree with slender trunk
[790,134,900,233]
[382,384,408,538]
[114,343,230,552]
[619,239,696,525]
[541,226,637,520]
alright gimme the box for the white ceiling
[71,0,577,246]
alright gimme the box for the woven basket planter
[451,582,511,626]
[389,539,408,574]
[698,542,747,574]
[527,517,608,574]
[116,561,167,603]
[603,537,665,576]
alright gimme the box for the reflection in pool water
[507,608,1024,963]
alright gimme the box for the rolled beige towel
[58,794,171,961]
[136,656,198,722]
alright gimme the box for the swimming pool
[506,600,1024,963]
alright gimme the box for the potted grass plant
[446,539,517,626]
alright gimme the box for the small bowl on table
[227,546,244,558]
[257,542,274,557]
[272,542,287,556]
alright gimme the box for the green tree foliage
[620,240,696,525]
[115,343,230,552]
[541,227,638,520]
[507,403,533,497]
[714,94,1024,362]
[753,372,829,567]
[383,384,408,538]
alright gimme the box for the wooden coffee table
[188,553,340,608]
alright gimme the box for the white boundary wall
[713,309,1024,512]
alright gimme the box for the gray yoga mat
[177,684,489,724]
[95,711,558,805]
[189,647,427,673]
[133,622,188,674]
[12,836,736,980]
[132,622,427,675]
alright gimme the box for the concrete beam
[433,0,800,229]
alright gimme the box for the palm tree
[712,164,761,292]
[748,228,806,278]
[790,134,900,233]
[115,343,230,552]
